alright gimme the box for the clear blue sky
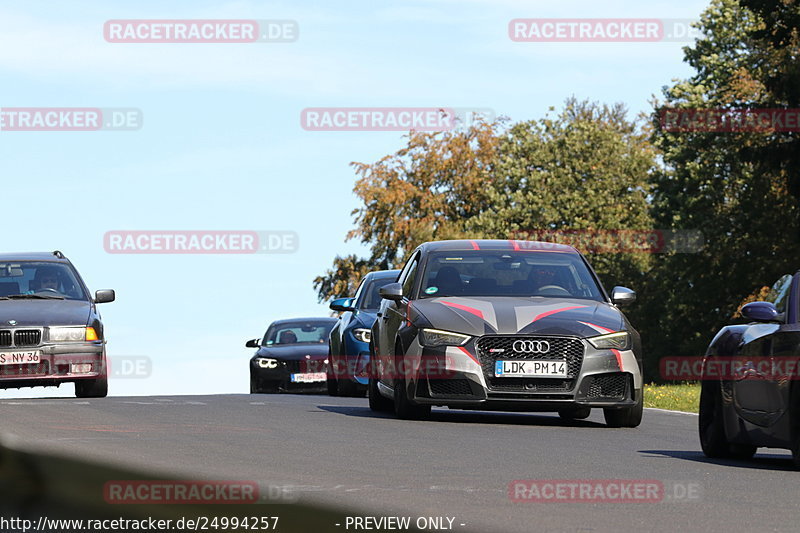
[0,0,709,396]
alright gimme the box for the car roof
[269,317,338,326]
[0,251,71,263]
[417,239,579,254]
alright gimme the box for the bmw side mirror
[611,286,636,306]
[245,339,260,348]
[741,301,779,322]
[379,282,404,302]
[329,297,355,312]
[95,289,115,304]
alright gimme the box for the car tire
[326,376,339,396]
[337,376,357,397]
[789,384,800,468]
[327,349,340,396]
[75,376,108,398]
[250,373,262,394]
[698,380,755,459]
[392,341,430,420]
[368,378,393,413]
[558,406,591,420]
[394,377,431,420]
[604,390,643,428]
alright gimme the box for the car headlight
[587,331,630,350]
[352,328,371,343]
[256,358,279,369]
[419,328,471,347]
[49,326,98,342]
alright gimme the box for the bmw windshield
[418,251,605,301]
[0,261,88,301]
[262,321,336,346]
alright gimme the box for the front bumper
[400,336,642,411]
[250,360,328,391]
[0,342,106,389]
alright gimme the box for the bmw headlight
[419,328,470,347]
[256,358,279,369]
[49,326,98,342]
[352,328,371,343]
[587,331,630,350]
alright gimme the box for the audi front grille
[476,336,585,393]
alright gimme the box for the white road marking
[645,407,698,416]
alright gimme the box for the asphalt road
[1,394,798,533]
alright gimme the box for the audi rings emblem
[512,340,550,353]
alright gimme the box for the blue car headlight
[587,331,630,350]
[352,328,371,343]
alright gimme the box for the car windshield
[263,321,335,346]
[357,276,398,310]
[0,261,87,301]
[418,251,604,301]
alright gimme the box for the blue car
[327,269,400,396]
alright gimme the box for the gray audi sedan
[369,239,643,427]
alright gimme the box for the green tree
[647,0,800,375]
[470,98,656,291]
[313,119,503,302]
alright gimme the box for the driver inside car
[278,330,298,344]
[29,267,61,293]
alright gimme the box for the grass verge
[643,382,700,413]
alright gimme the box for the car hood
[251,343,329,361]
[0,299,91,327]
[409,296,625,337]
[352,310,379,329]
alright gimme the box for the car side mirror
[741,301,779,322]
[611,286,636,306]
[329,297,355,312]
[95,289,115,304]
[245,339,260,348]
[379,282,404,302]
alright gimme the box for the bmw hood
[409,296,625,337]
[252,343,329,361]
[0,300,91,327]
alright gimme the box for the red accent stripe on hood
[578,321,615,334]
[530,305,588,323]
[440,300,484,320]
[510,240,521,251]
[469,240,480,250]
